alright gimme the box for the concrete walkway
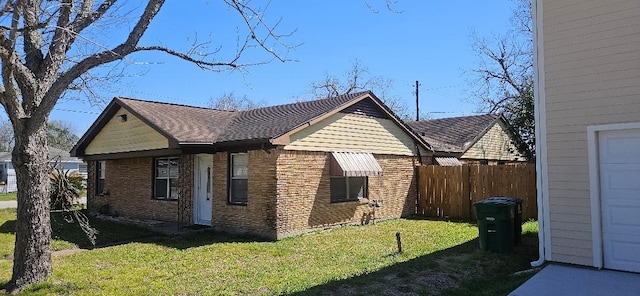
[510,263,640,296]
[0,200,16,209]
[0,197,86,209]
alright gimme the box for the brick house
[71,91,432,239]
[407,114,527,165]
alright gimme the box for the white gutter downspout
[531,0,550,268]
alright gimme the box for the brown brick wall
[86,156,193,223]
[211,150,278,238]
[274,150,417,239]
[85,150,417,240]
[178,154,194,225]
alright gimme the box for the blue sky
[47,1,515,134]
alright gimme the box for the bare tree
[208,92,264,111]
[0,119,80,152]
[310,60,410,119]
[0,119,13,151]
[468,0,534,160]
[0,1,293,292]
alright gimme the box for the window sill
[152,198,179,202]
[331,198,369,204]
[227,202,248,206]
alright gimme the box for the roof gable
[72,98,237,156]
[216,92,371,144]
[73,91,432,156]
[117,98,237,144]
[408,114,502,153]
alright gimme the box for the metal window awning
[330,151,383,177]
[435,156,462,166]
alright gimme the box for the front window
[96,161,105,195]
[229,153,248,205]
[330,176,367,202]
[154,157,179,200]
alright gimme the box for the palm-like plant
[49,167,83,210]
[49,158,97,245]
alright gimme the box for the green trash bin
[485,197,523,246]
[474,199,515,253]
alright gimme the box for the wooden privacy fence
[417,164,537,220]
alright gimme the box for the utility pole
[415,80,420,121]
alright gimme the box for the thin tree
[468,0,534,160]
[0,1,293,292]
[310,59,410,119]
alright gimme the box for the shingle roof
[73,90,432,157]
[407,114,500,153]
[117,98,238,143]
[217,92,369,143]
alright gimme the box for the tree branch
[20,0,45,73]
[223,0,298,63]
[36,0,164,126]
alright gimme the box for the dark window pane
[155,179,168,198]
[96,161,105,194]
[348,177,367,199]
[231,179,248,204]
[97,179,105,194]
[330,177,347,201]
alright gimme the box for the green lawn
[0,190,86,202]
[0,192,16,201]
[0,209,539,295]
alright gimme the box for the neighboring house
[0,147,87,192]
[407,114,526,166]
[71,91,432,239]
[533,0,640,273]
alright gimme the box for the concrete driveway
[510,263,640,296]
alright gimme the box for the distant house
[533,0,640,273]
[71,91,432,239]
[407,114,526,165]
[0,147,87,192]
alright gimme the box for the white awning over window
[330,151,383,177]
[435,157,462,166]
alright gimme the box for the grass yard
[0,190,86,202]
[0,192,16,201]
[0,209,539,295]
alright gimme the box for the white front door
[193,154,213,225]
[599,128,640,272]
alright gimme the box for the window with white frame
[96,160,106,195]
[229,153,248,205]
[330,176,367,202]
[154,157,179,200]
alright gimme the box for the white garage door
[599,128,640,273]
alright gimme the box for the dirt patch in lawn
[301,235,539,296]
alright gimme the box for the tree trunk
[7,124,52,293]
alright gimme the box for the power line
[53,108,101,115]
